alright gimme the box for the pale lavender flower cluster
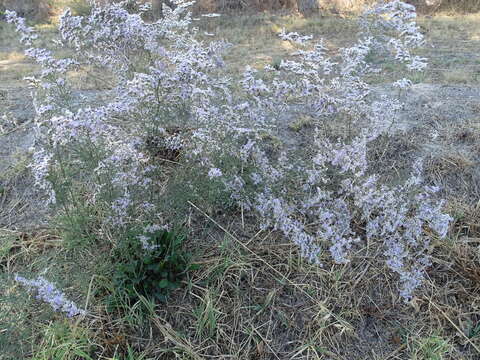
[137,223,169,251]
[5,1,452,301]
[361,0,428,71]
[208,167,223,178]
[218,1,449,300]
[279,28,313,44]
[4,10,37,45]
[14,275,85,317]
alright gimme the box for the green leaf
[169,282,180,290]
[158,279,170,288]
[146,264,158,271]
[189,263,201,271]
[73,349,94,360]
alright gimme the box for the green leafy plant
[412,335,452,360]
[108,227,197,308]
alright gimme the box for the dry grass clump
[194,0,298,12]
[192,0,480,14]
[436,0,480,13]
[25,0,479,18]
[422,117,480,203]
[191,0,375,14]
[424,150,479,204]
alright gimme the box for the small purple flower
[208,168,223,178]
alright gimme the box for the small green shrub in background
[108,227,197,309]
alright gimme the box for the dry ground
[1,7,480,360]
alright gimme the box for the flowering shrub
[5,0,452,301]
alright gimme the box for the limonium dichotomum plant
[5,0,451,301]
[14,275,85,317]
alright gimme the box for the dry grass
[436,0,480,13]
[421,115,480,203]
[193,11,480,85]
[193,0,480,15]
[1,4,479,86]
[191,0,376,15]
[2,199,480,359]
